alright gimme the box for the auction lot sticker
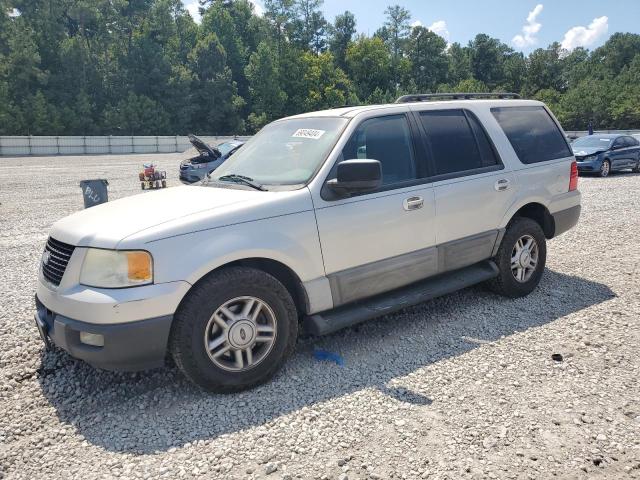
[292,128,326,139]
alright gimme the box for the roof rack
[395,92,520,103]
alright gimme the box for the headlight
[583,154,598,161]
[80,249,153,288]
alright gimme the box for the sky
[183,0,640,54]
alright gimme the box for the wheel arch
[508,202,555,239]
[176,257,310,319]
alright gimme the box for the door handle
[495,179,510,191]
[403,196,424,211]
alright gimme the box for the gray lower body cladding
[552,205,581,237]
[327,230,500,307]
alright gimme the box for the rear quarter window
[491,106,572,164]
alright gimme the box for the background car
[179,135,244,184]
[572,134,640,177]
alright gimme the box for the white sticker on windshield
[292,128,326,139]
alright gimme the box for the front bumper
[35,295,173,371]
[575,158,601,172]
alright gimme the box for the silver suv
[35,94,581,392]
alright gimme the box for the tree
[382,4,411,89]
[300,51,354,110]
[447,43,472,86]
[292,0,327,53]
[328,11,356,70]
[346,35,391,101]
[468,34,511,89]
[406,26,448,91]
[245,41,287,121]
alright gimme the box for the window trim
[320,112,429,201]
[412,108,505,181]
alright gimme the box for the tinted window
[612,137,625,149]
[419,109,498,175]
[624,136,638,147]
[491,106,572,164]
[342,115,416,185]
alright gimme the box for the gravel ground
[0,154,639,480]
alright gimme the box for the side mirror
[612,142,623,150]
[326,159,382,196]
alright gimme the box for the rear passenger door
[414,108,515,272]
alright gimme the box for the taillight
[569,161,578,191]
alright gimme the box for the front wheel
[632,157,640,173]
[169,267,298,393]
[599,159,611,177]
[489,217,547,298]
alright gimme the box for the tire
[488,217,547,298]
[632,157,640,173]
[599,159,611,177]
[169,267,298,393]
[141,182,145,190]
[161,180,167,188]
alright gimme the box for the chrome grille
[42,237,75,286]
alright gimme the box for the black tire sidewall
[494,218,547,297]
[171,267,298,392]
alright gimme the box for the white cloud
[411,20,423,29]
[427,20,450,41]
[184,1,201,24]
[561,16,608,51]
[512,4,543,48]
[250,0,264,17]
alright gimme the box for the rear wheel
[169,267,298,392]
[489,217,547,298]
[599,159,611,177]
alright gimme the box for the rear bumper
[552,205,581,237]
[35,295,172,371]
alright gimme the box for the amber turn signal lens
[126,251,152,282]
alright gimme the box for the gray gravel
[1,154,639,480]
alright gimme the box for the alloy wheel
[510,234,539,283]
[204,296,277,372]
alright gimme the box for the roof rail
[395,92,520,103]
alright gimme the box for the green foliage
[1,1,640,134]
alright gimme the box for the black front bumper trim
[35,296,173,372]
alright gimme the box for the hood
[50,185,312,249]
[188,134,220,158]
[572,146,607,157]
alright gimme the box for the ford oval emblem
[240,328,247,341]
[42,250,51,266]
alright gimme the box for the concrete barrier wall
[2,131,639,156]
[0,135,251,156]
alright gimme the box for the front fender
[147,210,325,287]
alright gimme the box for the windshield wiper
[217,174,267,191]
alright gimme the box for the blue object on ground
[313,349,344,366]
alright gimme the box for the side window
[624,136,637,147]
[341,115,417,185]
[419,109,496,175]
[491,106,572,164]
[613,137,625,149]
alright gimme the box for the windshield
[217,142,241,156]
[210,117,348,186]
[572,136,612,148]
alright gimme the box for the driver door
[314,113,436,306]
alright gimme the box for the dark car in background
[571,134,640,177]
[179,135,245,184]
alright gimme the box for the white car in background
[35,94,581,392]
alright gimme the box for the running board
[302,260,499,336]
